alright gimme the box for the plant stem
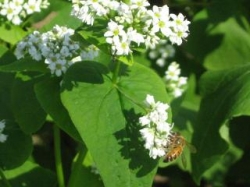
[53,125,65,187]
[67,144,87,187]
[112,58,121,84]
[0,168,11,187]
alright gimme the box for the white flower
[165,62,187,98]
[139,94,173,159]
[81,44,99,60]
[144,31,160,49]
[127,27,145,46]
[0,1,22,23]
[104,21,126,44]
[112,34,131,55]
[71,1,190,56]
[156,58,165,67]
[48,58,67,77]
[165,61,180,81]
[130,0,150,10]
[170,13,190,32]
[0,0,49,25]
[147,5,169,22]
[14,25,81,76]
[23,0,41,15]
[0,120,8,143]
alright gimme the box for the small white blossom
[14,25,81,77]
[147,40,175,67]
[165,62,187,98]
[71,1,190,56]
[165,61,180,81]
[0,120,8,143]
[81,44,99,60]
[0,0,49,25]
[104,21,126,44]
[113,35,131,55]
[139,94,173,159]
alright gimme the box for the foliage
[0,0,250,187]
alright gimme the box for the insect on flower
[163,132,196,168]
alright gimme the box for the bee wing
[181,153,187,169]
[186,142,197,153]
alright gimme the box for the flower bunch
[165,62,187,98]
[15,25,82,76]
[0,120,8,143]
[0,0,50,25]
[71,0,190,56]
[148,40,175,67]
[80,44,100,61]
[139,94,173,159]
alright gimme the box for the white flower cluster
[165,62,187,98]
[0,120,8,143]
[80,44,100,60]
[148,40,175,67]
[139,94,173,159]
[71,0,190,56]
[0,0,50,25]
[15,25,82,76]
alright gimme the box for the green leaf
[77,20,110,55]
[185,0,250,70]
[118,54,134,66]
[0,45,9,58]
[192,64,250,183]
[11,73,47,134]
[68,151,104,187]
[0,121,32,170]
[0,24,27,45]
[39,1,82,31]
[34,77,82,142]
[61,61,170,187]
[1,161,56,187]
[0,72,15,120]
[0,57,48,73]
[202,124,243,186]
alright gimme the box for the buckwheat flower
[113,35,131,55]
[81,44,99,60]
[104,21,126,44]
[0,120,8,143]
[115,3,133,24]
[127,27,145,46]
[165,62,187,98]
[139,94,173,159]
[170,13,190,32]
[0,0,49,25]
[169,30,189,45]
[24,0,41,15]
[0,1,22,24]
[144,31,160,49]
[165,61,180,81]
[15,25,81,76]
[60,46,71,58]
[130,0,150,11]
[156,58,165,67]
[28,45,42,61]
[147,5,169,22]
[48,58,67,77]
[148,40,176,67]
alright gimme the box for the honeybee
[164,132,196,168]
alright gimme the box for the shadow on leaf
[61,61,109,91]
[114,109,158,178]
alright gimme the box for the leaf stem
[53,125,65,187]
[67,144,87,187]
[112,57,121,84]
[0,168,12,187]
